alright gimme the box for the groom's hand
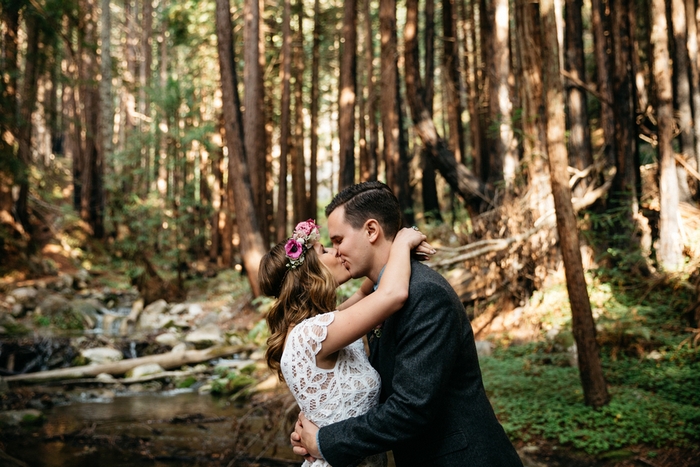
[291,412,321,461]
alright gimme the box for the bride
[259,219,432,467]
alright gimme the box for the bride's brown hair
[259,241,338,379]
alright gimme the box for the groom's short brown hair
[325,181,402,239]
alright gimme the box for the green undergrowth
[482,268,700,456]
[482,343,700,455]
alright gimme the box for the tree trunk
[610,1,639,215]
[442,0,465,164]
[275,0,292,243]
[139,0,153,193]
[486,0,515,186]
[514,0,551,220]
[339,0,357,190]
[463,0,482,175]
[292,2,307,221]
[652,0,683,271]
[380,0,401,194]
[686,0,700,178]
[310,0,321,214]
[404,0,489,216]
[540,0,609,408]
[215,0,267,295]
[670,0,694,202]
[244,0,269,241]
[100,0,114,230]
[422,0,442,223]
[590,0,616,166]
[362,0,378,181]
[564,0,593,198]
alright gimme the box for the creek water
[3,390,299,466]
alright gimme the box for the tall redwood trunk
[652,0,683,271]
[541,0,609,408]
[215,0,267,295]
[338,0,357,190]
[276,0,292,242]
[590,0,615,166]
[244,0,269,241]
[564,0,592,198]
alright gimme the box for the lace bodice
[281,312,386,467]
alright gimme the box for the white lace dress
[281,312,386,467]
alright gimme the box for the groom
[291,181,522,466]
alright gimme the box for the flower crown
[285,219,321,269]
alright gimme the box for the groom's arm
[317,276,464,466]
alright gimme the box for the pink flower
[285,238,304,260]
[294,219,318,237]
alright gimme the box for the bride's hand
[395,227,435,260]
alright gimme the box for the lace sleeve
[286,312,336,358]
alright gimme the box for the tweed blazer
[317,260,523,467]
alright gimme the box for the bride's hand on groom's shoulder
[397,226,435,261]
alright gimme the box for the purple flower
[285,238,304,260]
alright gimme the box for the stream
[2,390,300,466]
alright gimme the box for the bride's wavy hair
[259,241,338,379]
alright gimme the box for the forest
[1,0,700,465]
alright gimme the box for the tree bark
[652,0,683,271]
[275,0,292,242]
[338,0,357,190]
[514,0,551,220]
[380,0,399,191]
[422,0,442,223]
[610,1,640,220]
[540,0,609,408]
[686,0,700,177]
[361,0,378,182]
[310,0,321,210]
[244,0,269,241]
[292,1,307,221]
[590,0,616,166]
[215,0,267,295]
[670,0,693,202]
[564,0,593,198]
[404,0,489,216]
[486,0,515,186]
[442,0,465,164]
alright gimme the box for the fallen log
[429,170,614,269]
[3,344,256,384]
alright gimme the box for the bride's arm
[336,278,374,311]
[317,228,432,359]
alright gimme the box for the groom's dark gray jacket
[317,260,523,467]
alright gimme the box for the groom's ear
[365,219,381,244]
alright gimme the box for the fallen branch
[3,344,256,384]
[429,171,614,269]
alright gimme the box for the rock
[185,323,223,348]
[169,303,189,315]
[475,340,493,358]
[81,347,124,364]
[171,342,190,353]
[0,409,44,428]
[137,299,169,331]
[36,294,71,316]
[11,303,25,318]
[126,363,165,378]
[155,332,181,348]
[96,373,117,383]
[9,287,38,307]
[188,303,203,316]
